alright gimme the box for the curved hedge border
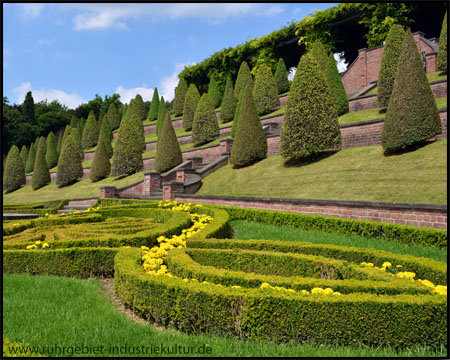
[3,199,69,216]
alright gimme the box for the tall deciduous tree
[173,78,188,116]
[3,145,26,193]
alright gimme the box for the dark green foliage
[90,133,111,182]
[156,96,168,139]
[280,53,341,159]
[220,75,237,123]
[311,41,329,73]
[437,11,447,71]
[56,132,83,187]
[70,116,79,129]
[98,113,104,131]
[192,93,219,146]
[382,29,442,152]
[111,112,143,176]
[20,145,28,170]
[326,53,349,116]
[274,57,290,94]
[252,63,280,115]
[99,116,113,158]
[3,145,26,193]
[154,112,183,173]
[56,133,64,157]
[377,24,406,108]
[31,137,51,190]
[231,83,267,167]
[127,99,146,151]
[182,84,201,131]
[173,78,188,116]
[70,127,84,162]
[148,88,160,120]
[22,91,36,124]
[78,118,86,139]
[231,83,246,138]
[133,94,147,121]
[45,132,58,169]
[234,61,254,99]
[122,104,128,120]
[208,75,222,108]
[81,111,99,150]
[25,142,36,174]
[106,102,121,130]
[61,125,72,152]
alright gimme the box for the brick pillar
[358,48,367,90]
[162,182,184,201]
[187,157,203,168]
[426,53,437,73]
[100,186,117,198]
[144,172,161,196]
[176,170,186,183]
[220,139,233,154]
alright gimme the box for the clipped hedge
[3,199,69,216]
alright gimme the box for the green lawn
[198,139,447,205]
[3,274,445,357]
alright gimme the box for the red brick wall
[116,181,144,197]
[68,198,98,206]
[175,194,447,230]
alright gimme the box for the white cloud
[115,86,154,104]
[19,4,45,19]
[288,67,296,81]
[334,52,348,73]
[159,62,197,102]
[69,3,284,30]
[12,82,86,109]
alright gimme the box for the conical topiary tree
[77,118,86,139]
[106,102,121,131]
[90,132,111,182]
[231,83,246,138]
[311,41,329,73]
[252,63,280,116]
[71,127,84,162]
[56,131,64,156]
[220,75,237,123]
[31,137,51,190]
[70,116,79,129]
[127,99,146,151]
[20,145,28,170]
[437,11,447,71]
[326,53,349,116]
[382,29,442,153]
[111,112,143,176]
[377,24,406,108]
[154,112,183,173]
[25,141,36,174]
[280,53,341,159]
[208,75,222,108]
[3,145,26,193]
[230,83,267,168]
[98,113,104,131]
[182,84,201,131]
[134,94,147,121]
[56,132,83,187]
[81,111,99,150]
[61,125,72,151]
[274,57,290,94]
[173,78,188,116]
[234,61,254,99]
[99,116,113,158]
[45,131,58,169]
[122,104,128,120]
[156,96,168,140]
[192,93,220,146]
[148,88,160,121]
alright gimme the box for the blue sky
[3,3,337,109]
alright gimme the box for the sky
[3,3,339,109]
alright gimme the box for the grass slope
[198,139,447,204]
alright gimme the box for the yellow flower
[311,287,324,294]
[300,290,309,295]
[332,292,342,296]
[35,240,42,245]
[231,285,241,289]
[26,245,34,250]
[382,262,392,268]
[42,243,49,248]
[396,272,416,280]
[260,282,271,289]
[396,264,402,268]
[323,288,334,295]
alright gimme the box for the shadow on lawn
[283,150,338,168]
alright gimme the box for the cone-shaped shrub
[192,93,219,146]
[156,96,168,140]
[182,84,200,131]
[98,113,104,131]
[280,53,341,159]
[382,29,442,153]
[70,127,84,162]
[3,145,26,193]
[134,94,147,121]
[56,132,83,187]
[311,41,329,73]
[81,111,99,150]
[61,125,72,151]
[437,11,447,71]
[274,57,290,94]
[326,53,349,116]
[111,113,143,176]
[56,132,64,156]
[99,117,113,158]
[45,131,58,169]
[234,61,254,99]
[208,75,222,108]
[154,112,183,173]
[20,145,28,170]
[253,63,280,116]
[173,78,188,116]
[25,141,36,174]
[231,83,246,138]
[148,88,160,120]
[230,83,267,168]
[90,133,111,182]
[220,75,237,123]
[377,24,406,108]
[106,102,121,131]
[122,104,128,120]
[126,99,146,151]
[70,116,79,129]
[77,118,86,139]
[31,137,51,190]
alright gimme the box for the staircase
[193,162,211,173]
[148,189,163,200]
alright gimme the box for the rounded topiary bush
[25,141,36,174]
[252,63,280,116]
[31,137,51,190]
[382,29,442,153]
[274,57,290,94]
[326,53,349,116]
[45,131,58,169]
[81,111,99,150]
[192,93,219,146]
[173,78,188,116]
[234,61,254,99]
[183,84,201,131]
[56,132,83,187]
[377,24,406,108]
[220,75,237,123]
[90,133,111,182]
[437,11,447,71]
[3,145,26,193]
[280,53,341,160]
[208,75,222,108]
[154,112,183,173]
[148,88,160,121]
